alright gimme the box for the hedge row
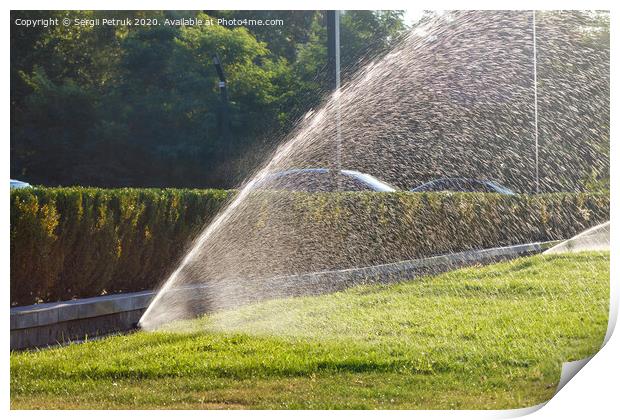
[10,188,232,306]
[11,188,609,306]
[184,191,610,283]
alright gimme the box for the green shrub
[10,188,233,306]
[219,192,610,279]
[10,188,609,306]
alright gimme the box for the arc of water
[532,10,540,194]
[335,10,342,173]
[138,180,258,327]
[139,111,326,328]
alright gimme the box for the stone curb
[11,240,558,335]
[10,290,155,331]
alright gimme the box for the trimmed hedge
[11,188,609,306]
[196,191,610,282]
[10,188,232,306]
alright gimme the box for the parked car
[10,179,32,189]
[254,168,398,192]
[410,178,514,194]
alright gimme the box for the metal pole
[212,54,230,162]
[532,10,540,194]
[326,11,342,174]
[334,11,341,92]
[326,11,336,88]
[335,11,342,173]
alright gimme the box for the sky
[403,9,426,26]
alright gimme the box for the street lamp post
[532,10,540,194]
[326,11,342,174]
[212,54,231,162]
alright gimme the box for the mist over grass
[11,252,609,409]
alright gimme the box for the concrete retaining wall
[11,291,154,350]
[11,241,557,350]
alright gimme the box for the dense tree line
[11,11,608,192]
[11,10,406,188]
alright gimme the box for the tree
[11,10,410,188]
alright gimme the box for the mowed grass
[11,252,609,409]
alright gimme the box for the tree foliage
[11,187,609,305]
[11,10,407,188]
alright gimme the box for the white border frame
[4,2,617,418]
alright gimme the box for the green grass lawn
[11,252,609,409]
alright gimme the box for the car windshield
[256,169,334,192]
[340,170,397,192]
[486,181,514,194]
[413,178,514,194]
[10,179,31,188]
[254,169,397,192]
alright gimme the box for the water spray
[532,10,540,194]
[139,11,609,331]
[327,10,343,179]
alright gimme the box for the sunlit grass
[11,252,609,409]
